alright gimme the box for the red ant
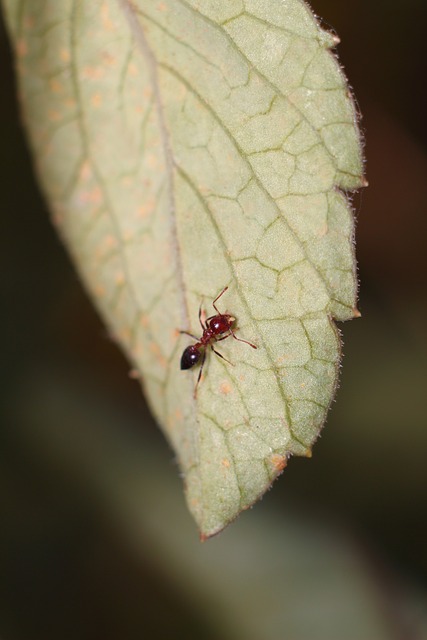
[180,286,257,395]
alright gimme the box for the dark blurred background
[1,2,426,639]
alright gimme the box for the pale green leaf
[3,0,364,537]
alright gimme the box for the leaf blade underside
[3,0,364,537]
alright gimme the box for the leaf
[3,0,364,537]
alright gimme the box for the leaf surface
[3,0,363,537]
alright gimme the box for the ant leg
[194,351,206,398]
[215,331,233,342]
[179,330,198,340]
[198,303,206,330]
[212,286,228,315]
[211,345,234,366]
[230,329,257,349]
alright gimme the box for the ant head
[180,345,202,370]
[209,314,235,334]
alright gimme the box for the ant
[180,286,257,395]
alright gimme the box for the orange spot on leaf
[318,223,329,237]
[114,272,125,286]
[79,161,92,181]
[23,16,35,29]
[94,284,106,298]
[78,187,102,206]
[219,381,232,395]
[101,52,116,66]
[101,3,114,30]
[49,79,62,93]
[137,199,155,218]
[173,408,183,422]
[149,341,167,367]
[91,93,102,107]
[16,39,27,58]
[270,453,287,473]
[82,66,105,80]
[48,110,61,122]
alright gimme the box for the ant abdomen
[180,344,202,370]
